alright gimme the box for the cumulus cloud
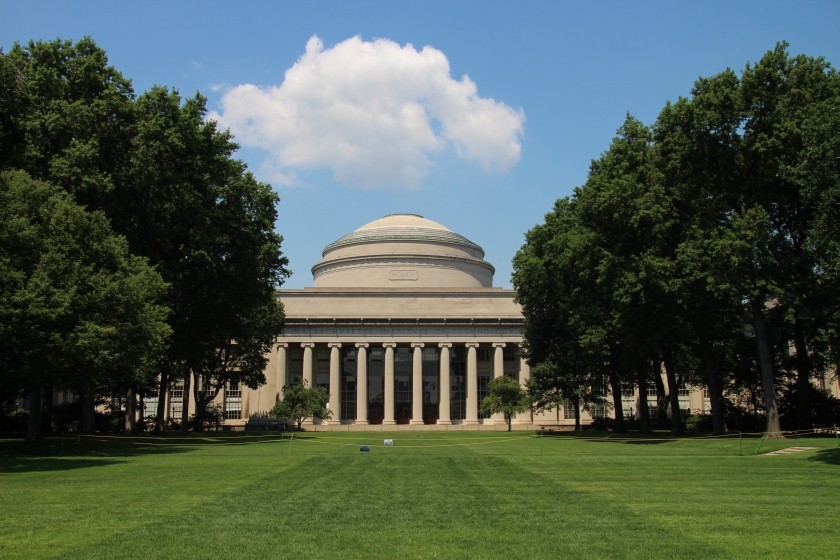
[208,35,524,189]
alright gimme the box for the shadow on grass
[539,431,672,444]
[0,432,307,473]
[808,447,840,465]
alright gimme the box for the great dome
[311,214,495,288]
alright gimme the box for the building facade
[145,213,839,430]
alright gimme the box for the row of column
[275,342,521,425]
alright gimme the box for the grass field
[1,431,837,559]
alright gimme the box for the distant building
[146,213,839,430]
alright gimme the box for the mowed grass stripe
[2,433,838,559]
[60,436,721,559]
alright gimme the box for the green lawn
[1,431,837,559]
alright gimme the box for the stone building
[147,212,839,430]
[243,213,531,430]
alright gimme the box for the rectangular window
[590,405,608,418]
[224,382,242,420]
[477,348,491,362]
[316,347,329,361]
[290,347,303,361]
[143,397,158,420]
[646,382,657,397]
[677,381,690,397]
[621,383,635,397]
[422,347,437,362]
[564,403,576,420]
[503,347,517,362]
[370,347,384,362]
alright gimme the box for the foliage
[514,42,840,436]
[480,375,529,431]
[0,38,289,435]
[0,170,171,437]
[270,381,331,430]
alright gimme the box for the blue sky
[4,1,839,288]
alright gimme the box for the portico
[272,315,529,428]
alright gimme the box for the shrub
[685,414,714,432]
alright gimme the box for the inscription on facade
[282,325,522,338]
[389,269,419,281]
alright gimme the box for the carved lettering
[389,270,419,281]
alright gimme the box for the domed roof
[312,213,495,288]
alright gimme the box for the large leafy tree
[0,170,169,438]
[120,87,289,431]
[1,38,135,209]
[2,38,289,433]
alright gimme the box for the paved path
[762,446,817,457]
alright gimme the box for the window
[590,405,608,418]
[646,382,657,397]
[677,380,690,397]
[169,382,184,419]
[290,347,303,361]
[316,347,329,361]
[224,382,242,420]
[564,403,576,420]
[477,347,491,362]
[370,348,384,362]
[143,397,158,420]
[503,347,517,362]
[621,383,635,397]
[422,347,437,361]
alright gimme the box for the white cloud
[208,35,525,190]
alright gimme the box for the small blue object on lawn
[360,445,370,452]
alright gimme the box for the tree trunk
[661,346,683,435]
[124,386,137,434]
[573,397,581,431]
[608,367,625,432]
[793,317,812,430]
[79,391,96,434]
[636,370,651,433]
[180,371,191,433]
[653,366,669,427]
[155,368,169,433]
[697,335,726,435]
[26,388,42,441]
[751,297,783,438]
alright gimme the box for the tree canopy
[514,43,840,436]
[1,37,289,436]
[480,375,530,432]
[270,381,331,430]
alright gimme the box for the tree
[270,381,331,430]
[0,170,170,438]
[1,38,135,209]
[480,375,529,432]
[118,87,289,432]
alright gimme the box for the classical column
[382,343,396,425]
[465,343,479,425]
[491,343,506,425]
[275,343,287,401]
[411,343,424,425]
[493,343,506,379]
[355,343,368,424]
[327,343,342,425]
[438,343,452,425]
[301,343,315,387]
[516,351,532,427]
